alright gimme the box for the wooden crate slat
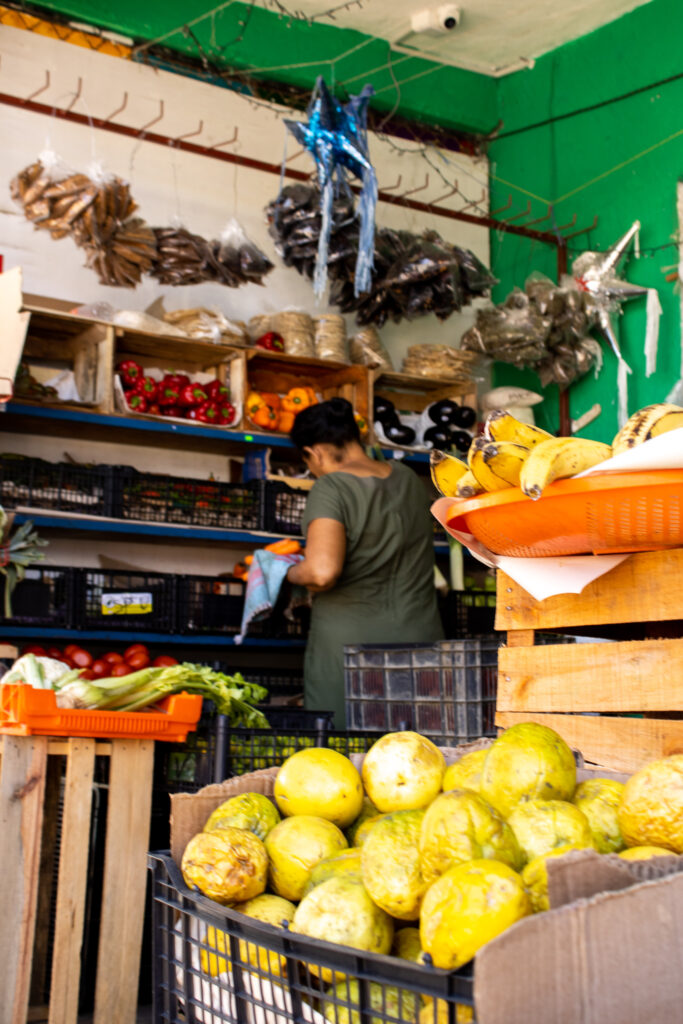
[30,756,62,1007]
[498,637,683,712]
[0,735,48,1024]
[93,739,154,1024]
[496,550,683,631]
[48,738,96,1024]
[495,712,683,774]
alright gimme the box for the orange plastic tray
[0,685,203,741]
[446,469,683,557]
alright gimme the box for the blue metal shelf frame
[0,626,305,646]
[3,402,430,464]
[13,513,289,546]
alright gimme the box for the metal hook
[490,195,512,216]
[139,99,165,134]
[501,200,532,223]
[66,77,83,113]
[379,175,402,193]
[524,204,553,227]
[556,213,578,232]
[174,120,204,144]
[432,181,460,206]
[563,215,599,240]
[213,126,239,149]
[458,188,487,213]
[400,174,430,199]
[104,92,128,123]
[25,70,51,103]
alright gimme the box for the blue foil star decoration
[284,77,377,299]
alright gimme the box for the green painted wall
[489,0,683,439]
[36,0,498,133]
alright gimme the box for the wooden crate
[495,547,683,773]
[0,735,154,1024]
[236,349,370,433]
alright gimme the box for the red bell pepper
[255,332,285,352]
[126,392,148,413]
[162,372,190,390]
[205,380,231,402]
[147,403,160,415]
[157,383,181,407]
[160,405,181,417]
[217,402,236,426]
[179,383,208,407]
[196,401,220,424]
[134,376,158,401]
[117,359,143,388]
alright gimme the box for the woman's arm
[287,517,346,592]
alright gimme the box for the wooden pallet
[0,736,154,1024]
[495,548,683,773]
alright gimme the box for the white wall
[0,25,490,573]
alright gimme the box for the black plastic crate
[439,589,497,638]
[222,724,376,778]
[74,568,176,633]
[344,639,501,744]
[1,564,75,628]
[111,466,262,530]
[0,453,111,516]
[260,479,309,536]
[149,852,476,1024]
[178,575,246,635]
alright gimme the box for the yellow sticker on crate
[101,592,154,616]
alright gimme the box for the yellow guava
[292,876,393,983]
[361,809,427,920]
[618,845,677,860]
[274,748,364,828]
[521,843,579,913]
[572,778,625,854]
[507,799,594,865]
[353,814,388,847]
[345,796,380,844]
[361,732,445,812]
[181,827,268,905]
[618,755,683,853]
[302,848,363,897]
[419,789,522,884]
[223,894,297,977]
[392,927,423,963]
[420,859,530,970]
[323,978,417,1024]
[442,749,488,793]
[420,999,473,1024]
[479,722,576,819]
[204,792,281,841]
[265,815,348,901]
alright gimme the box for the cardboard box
[169,746,683,1024]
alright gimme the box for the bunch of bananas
[431,401,683,503]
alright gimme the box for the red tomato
[124,643,149,660]
[63,644,80,657]
[102,652,124,665]
[91,659,108,678]
[47,647,64,659]
[126,651,150,670]
[60,657,75,669]
[78,669,96,680]
[110,662,131,677]
[152,655,179,667]
[71,649,93,668]
[22,644,47,657]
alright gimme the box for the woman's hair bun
[289,396,360,451]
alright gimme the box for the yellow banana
[612,403,683,454]
[430,450,469,497]
[484,410,552,449]
[456,470,484,498]
[469,439,529,492]
[520,438,612,499]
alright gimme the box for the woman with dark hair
[287,397,443,726]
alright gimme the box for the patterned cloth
[234,549,304,644]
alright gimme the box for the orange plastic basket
[0,685,202,741]
[446,469,683,557]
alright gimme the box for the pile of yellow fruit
[180,724,683,1022]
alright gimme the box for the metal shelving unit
[0,625,304,646]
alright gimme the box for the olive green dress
[301,461,444,727]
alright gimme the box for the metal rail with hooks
[0,76,601,432]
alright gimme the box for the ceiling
[273,0,654,76]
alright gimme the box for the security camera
[410,4,461,34]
